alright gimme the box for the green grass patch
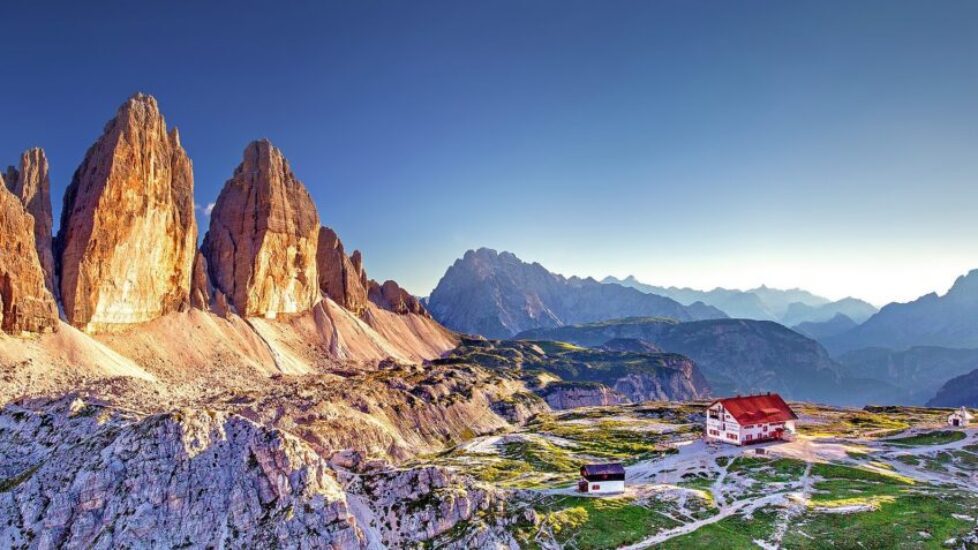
[657,506,780,549]
[538,496,680,549]
[784,492,978,549]
[885,430,966,447]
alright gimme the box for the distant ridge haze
[602,275,878,325]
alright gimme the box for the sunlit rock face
[0,178,59,334]
[368,279,429,317]
[202,140,320,318]
[3,148,55,296]
[56,93,197,332]
[317,226,370,315]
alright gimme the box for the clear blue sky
[3,1,977,305]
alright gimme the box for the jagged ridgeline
[0,93,544,548]
[1,93,456,370]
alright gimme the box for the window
[592,484,600,491]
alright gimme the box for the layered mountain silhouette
[824,270,978,354]
[602,275,877,325]
[426,249,726,338]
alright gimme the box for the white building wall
[585,479,625,494]
[705,403,742,445]
[705,403,797,445]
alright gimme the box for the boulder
[202,140,320,318]
[56,93,197,332]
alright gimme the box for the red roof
[710,393,797,425]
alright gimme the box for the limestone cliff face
[316,226,369,315]
[202,140,320,318]
[56,93,197,332]
[368,279,429,317]
[3,148,55,295]
[0,182,58,334]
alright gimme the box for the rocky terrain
[0,94,535,548]
[434,338,711,407]
[427,248,725,338]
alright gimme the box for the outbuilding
[577,463,625,494]
[948,407,973,428]
[705,393,798,446]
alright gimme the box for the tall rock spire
[201,140,320,318]
[56,93,198,332]
[0,180,58,334]
[4,148,55,295]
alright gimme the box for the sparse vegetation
[884,430,966,447]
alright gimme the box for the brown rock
[202,140,320,318]
[3,148,55,295]
[316,227,369,315]
[0,184,59,334]
[368,279,429,317]
[190,250,211,310]
[55,93,197,332]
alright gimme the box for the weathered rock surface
[0,376,526,548]
[202,140,320,318]
[0,403,365,548]
[317,226,369,315]
[56,93,197,332]
[539,382,629,409]
[3,148,55,295]
[369,279,429,317]
[189,250,212,310]
[0,183,59,334]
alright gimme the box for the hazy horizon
[3,1,977,306]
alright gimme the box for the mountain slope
[434,338,710,407]
[792,313,858,340]
[825,269,978,354]
[516,317,875,405]
[927,368,978,407]
[427,249,725,338]
[838,346,978,405]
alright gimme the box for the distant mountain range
[822,269,978,354]
[514,317,890,406]
[426,249,726,338]
[602,275,878,325]
[792,314,858,341]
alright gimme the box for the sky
[2,1,977,307]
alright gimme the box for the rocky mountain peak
[316,226,369,315]
[3,148,55,295]
[0,180,58,334]
[56,94,197,332]
[202,140,320,318]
